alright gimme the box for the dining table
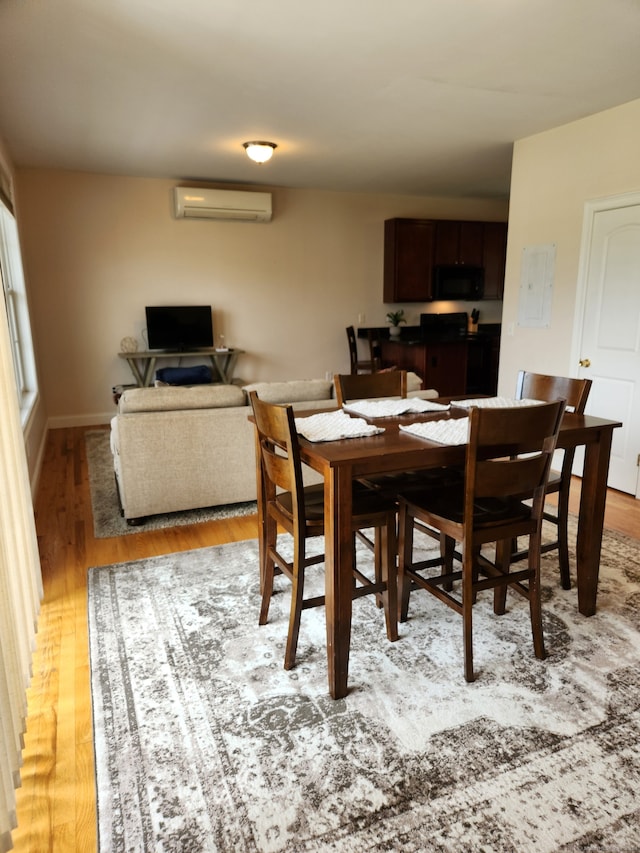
[292,399,622,700]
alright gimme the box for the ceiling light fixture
[243,141,277,164]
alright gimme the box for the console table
[118,348,244,387]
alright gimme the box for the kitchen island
[359,316,500,397]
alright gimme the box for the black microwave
[433,265,484,300]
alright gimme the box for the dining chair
[249,391,398,670]
[334,369,407,407]
[511,370,592,589]
[335,368,460,591]
[367,330,383,372]
[346,325,378,374]
[397,399,565,682]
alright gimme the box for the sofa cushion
[242,379,333,404]
[119,383,246,413]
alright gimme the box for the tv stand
[118,348,244,387]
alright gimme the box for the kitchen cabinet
[380,332,499,397]
[380,339,468,397]
[434,220,484,267]
[383,217,507,303]
[383,219,436,302]
[482,221,508,299]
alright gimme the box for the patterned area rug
[85,430,257,538]
[88,526,640,852]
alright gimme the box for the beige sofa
[110,374,436,523]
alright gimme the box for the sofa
[110,374,436,523]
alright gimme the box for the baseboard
[47,413,114,429]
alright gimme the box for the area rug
[85,429,257,538]
[88,526,640,852]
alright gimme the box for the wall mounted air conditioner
[173,187,272,222]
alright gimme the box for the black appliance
[433,265,484,300]
[420,312,468,339]
[145,305,214,351]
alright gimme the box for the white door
[574,196,640,497]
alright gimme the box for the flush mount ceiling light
[243,141,277,164]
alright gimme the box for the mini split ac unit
[173,187,272,222]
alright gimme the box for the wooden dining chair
[367,330,383,372]
[511,370,592,589]
[335,368,458,588]
[346,326,379,374]
[249,391,398,670]
[398,400,565,682]
[334,369,407,407]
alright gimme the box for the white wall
[14,169,507,425]
[498,97,640,395]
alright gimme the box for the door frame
[571,189,640,498]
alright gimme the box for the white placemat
[295,410,385,442]
[451,397,544,409]
[399,417,469,445]
[343,398,450,418]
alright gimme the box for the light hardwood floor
[11,425,640,852]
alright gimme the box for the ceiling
[1,0,640,198]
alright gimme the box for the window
[0,200,38,422]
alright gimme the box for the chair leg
[556,486,572,590]
[259,514,278,625]
[259,551,275,626]
[528,546,547,662]
[462,549,475,683]
[471,544,482,604]
[378,516,398,642]
[493,540,511,615]
[284,540,306,670]
[373,527,383,609]
[398,504,414,622]
[442,532,455,591]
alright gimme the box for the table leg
[324,465,354,699]
[207,351,240,384]
[224,351,239,384]
[123,356,147,387]
[142,358,157,386]
[575,426,615,616]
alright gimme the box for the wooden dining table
[294,403,622,699]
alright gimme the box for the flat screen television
[145,305,214,351]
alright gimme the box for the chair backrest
[346,326,360,373]
[249,391,305,523]
[464,401,566,523]
[516,370,591,414]
[516,370,591,481]
[367,330,382,371]
[334,370,407,407]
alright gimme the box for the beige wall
[14,169,507,425]
[498,97,640,395]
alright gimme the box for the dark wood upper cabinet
[384,218,436,302]
[384,217,508,303]
[482,222,508,299]
[434,220,484,266]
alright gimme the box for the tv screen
[145,305,214,351]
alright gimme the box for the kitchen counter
[379,333,499,397]
[356,318,500,396]
[357,322,501,344]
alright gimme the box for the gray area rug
[85,430,257,537]
[88,526,640,852]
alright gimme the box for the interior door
[575,198,640,497]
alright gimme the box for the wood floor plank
[10,424,640,852]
